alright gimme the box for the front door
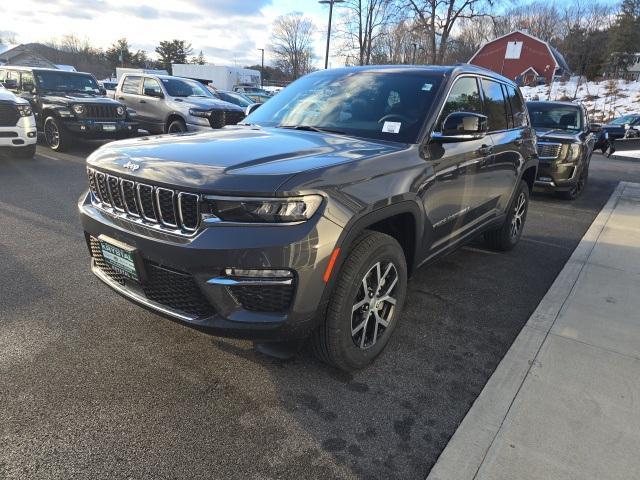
[137,77,166,134]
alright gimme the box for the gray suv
[114,74,245,134]
[79,65,538,370]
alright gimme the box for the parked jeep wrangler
[0,66,138,151]
[79,65,537,370]
[0,82,37,158]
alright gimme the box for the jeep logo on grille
[123,161,140,172]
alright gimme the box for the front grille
[537,142,562,159]
[87,168,201,235]
[89,236,215,318]
[0,101,19,127]
[85,104,118,120]
[209,110,245,129]
[228,284,294,312]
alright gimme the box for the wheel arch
[165,113,187,132]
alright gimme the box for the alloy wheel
[510,192,527,239]
[44,120,59,149]
[351,261,399,350]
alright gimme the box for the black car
[594,114,640,152]
[527,101,596,200]
[79,65,538,370]
[0,67,138,151]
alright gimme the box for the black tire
[312,230,408,371]
[484,180,529,251]
[166,118,187,134]
[559,164,588,200]
[14,144,36,159]
[43,116,70,152]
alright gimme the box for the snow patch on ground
[521,79,640,122]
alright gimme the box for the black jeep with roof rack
[0,66,138,151]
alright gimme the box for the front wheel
[43,116,70,152]
[485,180,529,251]
[312,231,408,371]
[14,144,36,159]
[559,165,588,200]
[166,118,187,134]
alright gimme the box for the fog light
[539,176,552,182]
[224,268,292,278]
[27,131,36,138]
[80,125,86,131]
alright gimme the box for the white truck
[171,64,261,91]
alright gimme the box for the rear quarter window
[481,79,509,131]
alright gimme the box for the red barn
[469,30,570,86]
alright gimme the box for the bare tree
[270,13,316,80]
[406,0,493,64]
[338,0,396,65]
[492,2,561,43]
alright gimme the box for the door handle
[139,100,146,104]
[117,96,125,100]
[477,145,493,156]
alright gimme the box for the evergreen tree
[155,40,193,74]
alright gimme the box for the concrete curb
[426,181,632,480]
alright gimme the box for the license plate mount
[102,124,117,132]
[98,235,143,282]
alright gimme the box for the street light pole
[319,0,344,70]
[257,48,265,88]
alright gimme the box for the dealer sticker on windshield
[382,121,401,134]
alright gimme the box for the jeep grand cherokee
[79,65,538,371]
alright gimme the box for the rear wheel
[167,118,186,134]
[14,144,36,159]
[44,116,70,152]
[312,231,408,371]
[484,180,529,251]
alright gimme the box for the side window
[20,71,35,92]
[506,84,527,128]
[121,76,142,95]
[143,78,162,96]
[5,71,19,90]
[0,69,5,82]
[481,79,509,131]
[437,77,482,130]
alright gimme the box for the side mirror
[99,87,107,96]
[144,88,163,98]
[433,112,488,141]
[589,123,602,133]
[2,79,18,90]
[245,103,261,116]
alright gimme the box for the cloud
[186,0,273,16]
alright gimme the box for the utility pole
[319,0,344,70]
[258,48,265,88]
[412,43,417,64]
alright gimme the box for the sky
[0,0,334,67]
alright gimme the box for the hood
[43,92,121,105]
[86,126,403,195]
[171,96,243,112]
[534,127,580,142]
[0,89,27,104]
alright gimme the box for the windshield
[610,115,639,125]
[219,91,252,107]
[244,71,443,143]
[35,71,100,94]
[527,103,582,131]
[161,78,211,98]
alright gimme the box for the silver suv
[114,74,245,134]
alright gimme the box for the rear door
[478,78,521,213]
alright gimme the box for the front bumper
[63,119,138,139]
[534,160,579,192]
[0,116,37,148]
[79,192,342,341]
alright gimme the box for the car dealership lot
[1,144,639,480]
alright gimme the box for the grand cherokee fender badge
[123,161,140,172]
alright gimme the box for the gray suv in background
[114,74,245,134]
[80,65,537,371]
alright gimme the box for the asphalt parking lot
[2,141,640,480]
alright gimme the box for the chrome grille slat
[537,142,562,160]
[86,169,200,236]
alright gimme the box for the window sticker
[382,121,401,134]
[421,83,434,91]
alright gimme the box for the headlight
[116,105,126,117]
[16,104,32,117]
[560,144,581,163]
[72,104,85,115]
[189,108,211,118]
[202,195,323,223]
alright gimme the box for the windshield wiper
[278,125,347,135]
